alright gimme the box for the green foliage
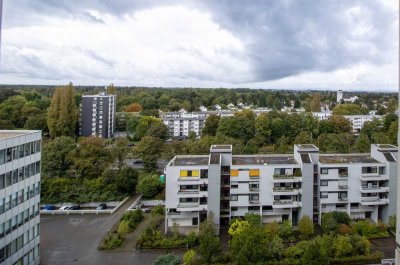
[136,136,164,171]
[183,249,196,265]
[321,212,351,234]
[98,232,124,250]
[202,114,220,136]
[301,240,330,265]
[153,254,180,265]
[117,220,131,235]
[47,83,78,138]
[332,235,353,258]
[389,215,396,229]
[137,174,163,199]
[298,215,314,240]
[136,116,167,140]
[151,205,165,217]
[42,136,76,178]
[198,214,220,264]
[228,219,250,236]
[332,104,369,115]
[265,221,279,239]
[278,220,294,242]
[121,210,144,231]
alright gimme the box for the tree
[146,122,168,140]
[217,112,255,143]
[329,115,352,133]
[114,167,138,195]
[70,137,111,180]
[42,136,76,178]
[0,95,27,128]
[310,93,321,112]
[278,219,294,242]
[136,174,163,199]
[294,131,312,144]
[136,116,165,140]
[124,103,143,112]
[301,240,330,265]
[154,254,180,265]
[198,213,220,264]
[332,104,368,115]
[333,235,353,258]
[383,113,398,131]
[47,83,78,137]
[255,114,271,144]
[388,121,398,144]
[126,116,140,138]
[298,215,314,240]
[202,114,220,136]
[106,83,117,95]
[355,133,370,152]
[111,138,130,169]
[135,136,164,171]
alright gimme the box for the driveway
[40,196,183,265]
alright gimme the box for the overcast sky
[0,0,398,91]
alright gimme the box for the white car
[59,206,71,211]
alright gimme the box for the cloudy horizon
[0,0,398,91]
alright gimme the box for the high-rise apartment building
[79,92,116,138]
[165,144,397,234]
[0,130,41,265]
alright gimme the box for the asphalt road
[40,200,183,265]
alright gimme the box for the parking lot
[40,200,183,265]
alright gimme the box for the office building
[165,144,397,234]
[79,92,116,138]
[0,130,41,265]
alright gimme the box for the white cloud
[1,5,252,86]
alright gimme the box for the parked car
[43,205,56,211]
[68,205,80,210]
[96,203,107,210]
[59,206,70,211]
[132,159,143,164]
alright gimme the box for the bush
[330,252,383,265]
[183,249,196,265]
[338,224,351,235]
[265,221,279,238]
[352,220,377,237]
[137,175,163,199]
[298,215,314,240]
[301,240,329,265]
[279,220,294,242]
[98,232,124,250]
[153,254,180,265]
[151,205,165,217]
[122,209,144,230]
[117,220,131,235]
[389,215,396,229]
[333,235,353,258]
[322,212,351,234]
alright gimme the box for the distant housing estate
[164,144,398,234]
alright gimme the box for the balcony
[360,186,389,193]
[273,175,302,183]
[272,187,302,195]
[360,174,389,181]
[177,177,207,185]
[338,185,348,190]
[272,200,301,208]
[360,197,389,206]
[177,203,207,211]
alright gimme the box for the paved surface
[40,196,183,265]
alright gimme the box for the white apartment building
[162,112,208,138]
[165,144,397,234]
[343,114,382,133]
[0,131,41,265]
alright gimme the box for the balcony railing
[177,190,199,195]
[273,199,297,205]
[273,174,301,179]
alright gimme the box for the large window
[362,167,377,174]
[0,150,5,165]
[320,168,328,174]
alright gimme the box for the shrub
[333,235,353,258]
[330,252,383,265]
[151,205,165,216]
[117,220,131,235]
[279,220,294,242]
[154,254,180,265]
[98,232,124,250]
[338,224,351,235]
[350,234,371,256]
[301,240,329,265]
[122,209,144,230]
[183,249,196,265]
[265,221,279,238]
[137,174,163,199]
[389,215,396,229]
[322,213,338,234]
[352,220,377,237]
[298,215,314,240]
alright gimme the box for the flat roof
[211,145,232,150]
[232,155,298,165]
[170,156,209,166]
[0,130,39,140]
[297,144,318,150]
[376,144,397,149]
[319,155,380,164]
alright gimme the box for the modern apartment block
[312,111,382,132]
[79,92,116,138]
[0,131,41,265]
[165,144,397,234]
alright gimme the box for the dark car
[96,203,107,210]
[68,205,80,210]
[43,205,56,211]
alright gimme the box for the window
[320,168,328,174]
[230,195,238,201]
[249,182,259,189]
[320,180,328,186]
[379,166,385,174]
[6,148,12,162]
[230,169,238,177]
[0,149,5,165]
[249,194,259,202]
[249,169,260,177]
[362,167,377,174]
[231,207,238,211]
[200,169,208,179]
[180,170,199,177]
[321,204,326,208]
[192,217,198,225]
[320,192,328,198]
[262,205,273,211]
[248,206,260,211]
[231,184,238,189]
[0,175,4,190]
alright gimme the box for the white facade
[165,144,397,233]
[312,111,332,121]
[0,131,41,265]
[337,90,344,103]
[343,114,382,132]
